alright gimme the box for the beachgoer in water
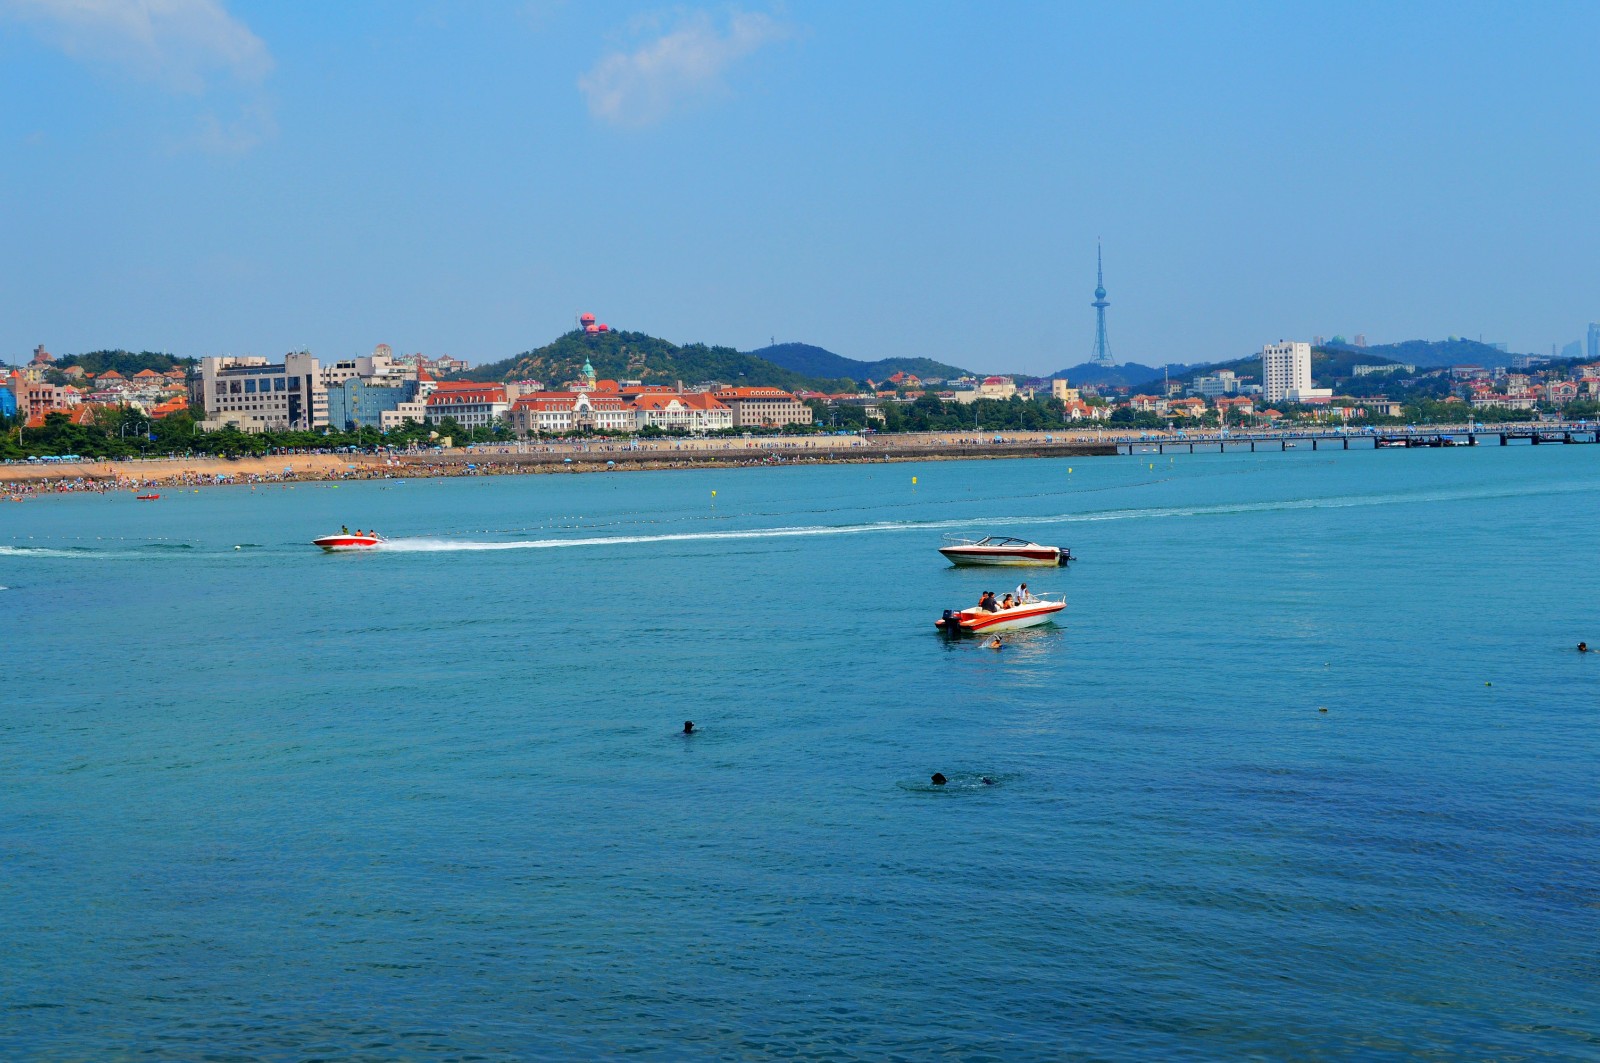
[1580,642,1589,653]
[989,636,1003,650]
[931,773,947,786]
[683,720,695,734]
[981,777,995,786]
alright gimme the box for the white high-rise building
[1261,341,1331,403]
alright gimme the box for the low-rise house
[380,401,428,430]
[1545,380,1579,404]
[975,376,1017,400]
[1061,400,1110,421]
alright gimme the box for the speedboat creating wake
[312,530,385,551]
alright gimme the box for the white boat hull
[936,599,1066,633]
[938,546,1063,566]
[312,534,384,551]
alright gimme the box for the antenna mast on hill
[1091,240,1114,367]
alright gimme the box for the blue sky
[2,1,1597,375]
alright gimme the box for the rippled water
[3,447,1598,1060]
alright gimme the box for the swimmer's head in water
[683,721,695,733]
[931,772,947,786]
[981,777,994,786]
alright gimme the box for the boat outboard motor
[939,609,960,633]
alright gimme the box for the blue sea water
[2,446,1598,1060]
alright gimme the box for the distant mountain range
[450,332,1536,396]
[747,343,970,383]
[1320,338,1526,368]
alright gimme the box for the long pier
[1114,423,1600,455]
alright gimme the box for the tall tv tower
[1090,241,1113,367]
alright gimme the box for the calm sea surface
[3,447,1597,1060]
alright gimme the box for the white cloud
[1,0,272,93]
[579,9,790,128]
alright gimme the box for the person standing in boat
[1014,582,1034,603]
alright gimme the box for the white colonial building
[629,392,733,432]
[424,382,511,428]
[508,391,634,435]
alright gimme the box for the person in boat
[341,525,349,534]
[1014,582,1034,603]
[1000,594,1015,610]
[978,591,998,612]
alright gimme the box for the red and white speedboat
[312,531,385,551]
[939,535,1070,566]
[935,594,1067,634]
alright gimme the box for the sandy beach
[0,432,1124,496]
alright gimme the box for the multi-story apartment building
[1261,341,1332,404]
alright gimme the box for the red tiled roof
[712,387,797,399]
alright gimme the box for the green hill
[747,342,969,382]
[1323,338,1524,368]
[55,350,196,376]
[455,331,855,392]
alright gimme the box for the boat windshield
[976,536,1037,547]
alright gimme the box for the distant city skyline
[3,2,1598,375]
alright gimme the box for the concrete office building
[197,352,327,431]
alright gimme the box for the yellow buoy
[912,476,917,485]
[711,490,716,497]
